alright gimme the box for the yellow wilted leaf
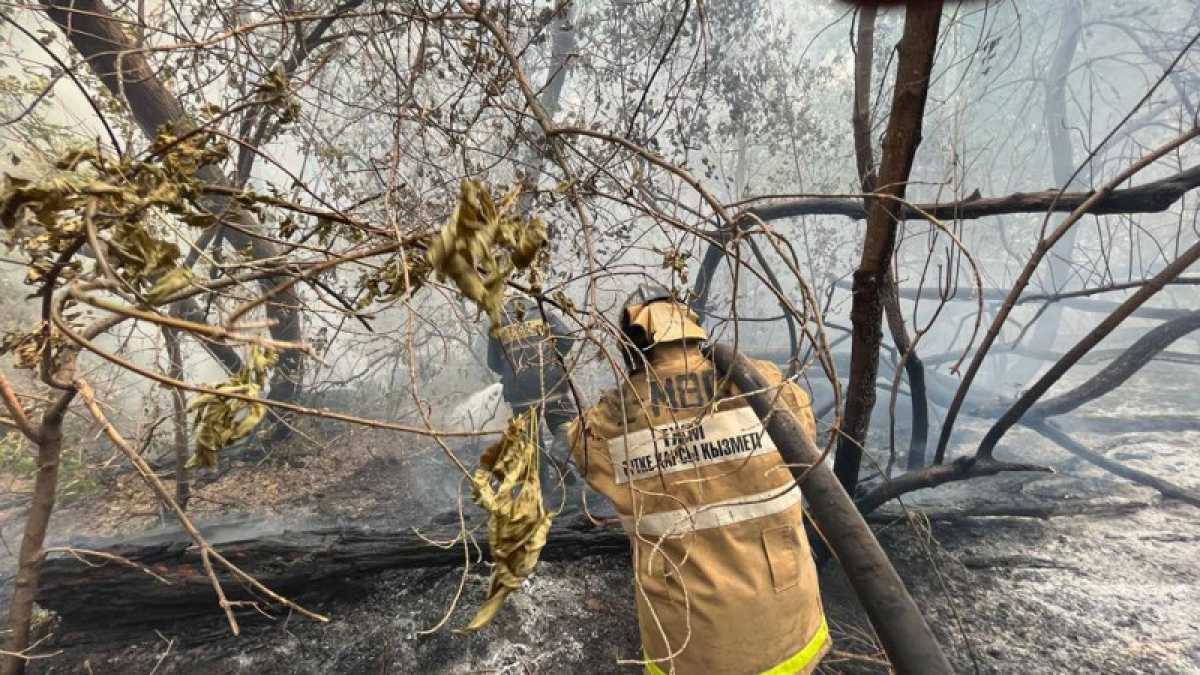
[187,345,277,468]
[144,267,194,304]
[426,179,546,327]
[459,409,552,632]
[0,130,228,299]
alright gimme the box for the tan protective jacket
[568,343,829,674]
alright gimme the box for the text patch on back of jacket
[609,407,776,484]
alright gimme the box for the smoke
[443,382,509,432]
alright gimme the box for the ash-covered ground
[11,361,1200,674]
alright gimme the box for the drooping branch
[855,455,1052,516]
[835,278,1198,321]
[922,344,1200,368]
[689,165,1200,318]
[876,277,1200,304]
[42,0,306,414]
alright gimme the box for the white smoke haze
[0,0,1197,670]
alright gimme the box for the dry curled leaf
[460,409,552,632]
[144,267,195,304]
[0,130,228,298]
[0,324,64,370]
[188,345,277,468]
[426,179,546,327]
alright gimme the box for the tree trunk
[849,4,929,470]
[2,398,68,675]
[1018,0,1086,375]
[883,274,930,469]
[709,343,953,674]
[516,4,577,217]
[834,1,944,494]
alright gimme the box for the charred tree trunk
[169,297,243,375]
[883,277,930,468]
[709,343,953,674]
[835,1,943,494]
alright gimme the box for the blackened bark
[855,454,1051,515]
[739,163,1200,222]
[883,276,929,469]
[36,520,630,625]
[690,165,1200,322]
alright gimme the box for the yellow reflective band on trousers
[643,617,830,675]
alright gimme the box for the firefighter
[566,285,830,674]
[486,296,579,496]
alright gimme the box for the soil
[3,361,1198,674]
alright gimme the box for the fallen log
[960,555,1077,571]
[34,518,628,626]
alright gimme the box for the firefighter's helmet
[618,283,707,371]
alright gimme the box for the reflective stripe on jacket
[568,343,829,674]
